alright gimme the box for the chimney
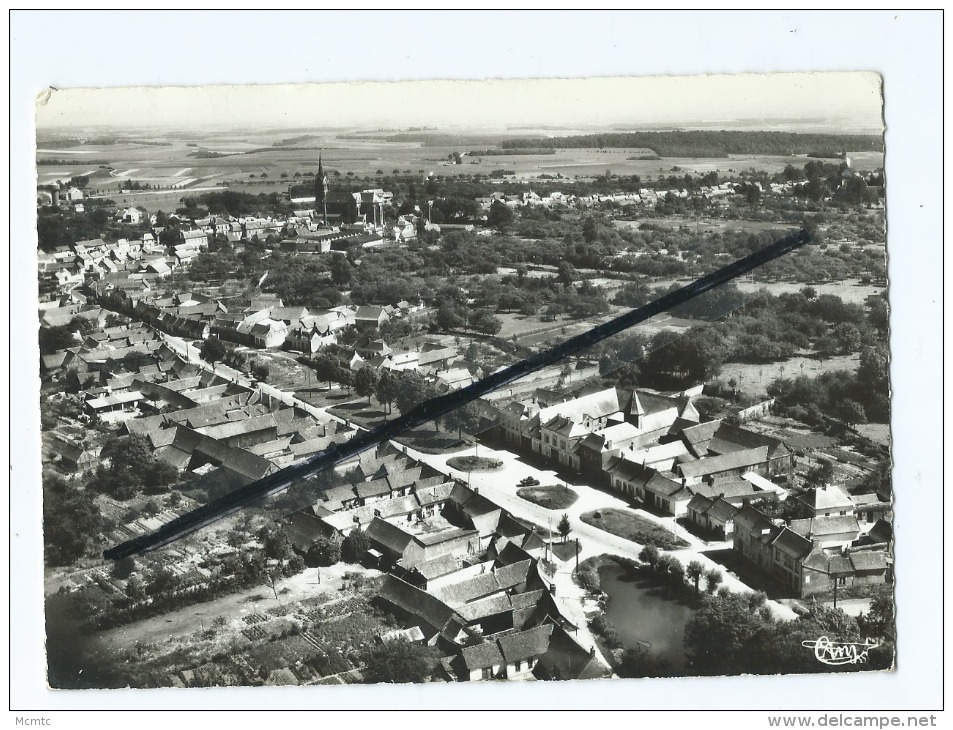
[590,646,596,658]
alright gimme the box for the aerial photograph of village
[34,74,894,690]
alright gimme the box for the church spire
[316,152,328,226]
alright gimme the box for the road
[157,333,347,426]
[406,441,797,623]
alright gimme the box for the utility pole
[829,556,838,610]
[575,538,580,571]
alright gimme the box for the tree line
[500,131,884,157]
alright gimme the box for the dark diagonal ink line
[103,229,811,560]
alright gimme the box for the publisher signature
[802,636,879,666]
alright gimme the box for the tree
[639,545,660,568]
[306,537,341,567]
[251,360,270,382]
[394,371,437,415]
[837,399,868,426]
[354,367,379,405]
[375,370,398,415]
[89,434,178,500]
[330,256,353,287]
[361,641,438,684]
[469,309,502,336]
[686,560,706,593]
[487,200,513,230]
[435,304,465,331]
[259,525,294,568]
[200,338,228,365]
[655,554,685,586]
[704,568,723,594]
[582,217,598,243]
[616,645,673,679]
[804,459,835,490]
[442,401,482,440]
[556,261,577,287]
[557,514,572,544]
[341,529,371,563]
[43,478,107,566]
[859,593,895,641]
[684,590,773,675]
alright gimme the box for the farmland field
[37,132,885,202]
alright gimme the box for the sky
[35,72,884,134]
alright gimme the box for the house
[674,446,772,485]
[180,229,209,249]
[121,207,143,225]
[375,574,472,648]
[851,493,891,526]
[799,484,855,518]
[788,515,862,551]
[686,494,740,537]
[454,624,554,681]
[732,504,815,595]
[245,319,289,349]
[365,516,480,570]
[801,548,891,597]
[48,437,101,473]
[534,623,610,681]
[640,472,694,517]
[355,306,390,331]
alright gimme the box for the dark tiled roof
[460,641,504,671]
[365,516,414,555]
[771,527,814,560]
[849,551,889,572]
[497,624,553,664]
[677,446,769,479]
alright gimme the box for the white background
[7,9,944,717]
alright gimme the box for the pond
[598,563,697,670]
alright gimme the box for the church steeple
[316,152,328,226]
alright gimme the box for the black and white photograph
[10,9,943,720]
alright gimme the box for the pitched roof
[802,484,854,512]
[644,472,688,498]
[849,550,889,572]
[365,516,414,556]
[676,446,770,479]
[788,515,861,538]
[460,641,504,671]
[377,574,468,643]
[707,422,789,459]
[771,527,815,559]
[197,413,277,440]
[412,553,461,581]
[678,419,723,456]
[497,624,554,663]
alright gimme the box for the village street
[407,442,798,622]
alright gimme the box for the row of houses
[496,385,795,519]
[282,442,610,682]
[731,499,892,598]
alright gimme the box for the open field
[616,217,799,235]
[717,352,860,398]
[649,277,884,307]
[38,134,885,203]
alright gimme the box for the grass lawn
[446,456,503,472]
[581,508,688,550]
[517,485,579,511]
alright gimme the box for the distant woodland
[500,131,884,157]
